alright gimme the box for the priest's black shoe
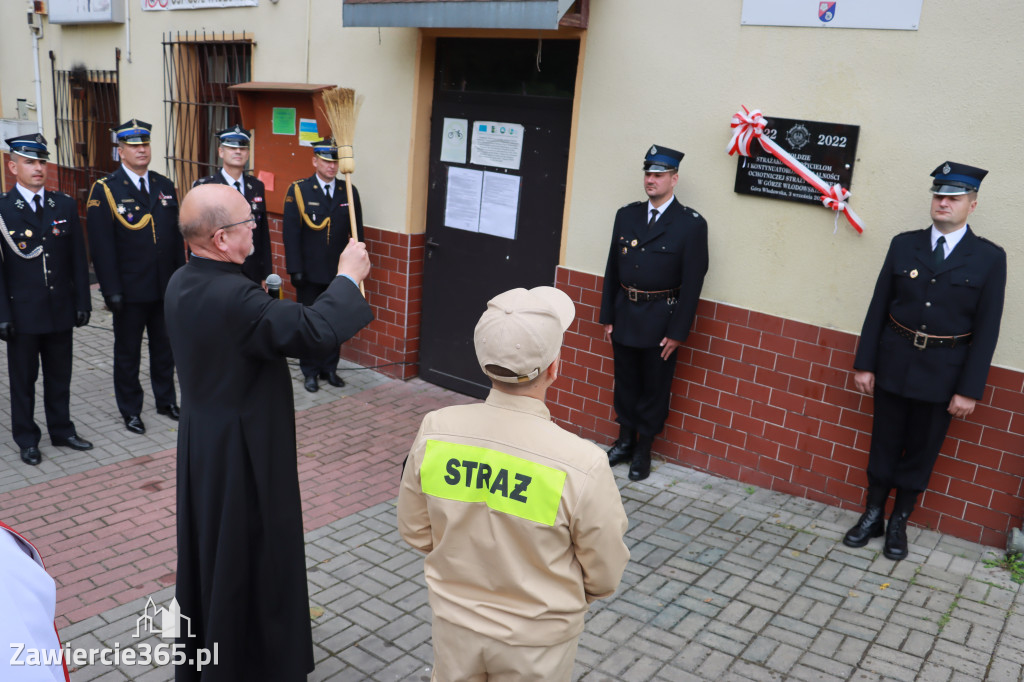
[52,435,93,451]
[842,485,888,548]
[124,415,146,434]
[157,404,180,420]
[20,446,42,466]
[321,371,345,388]
[304,375,319,393]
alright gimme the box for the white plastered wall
[3,0,417,241]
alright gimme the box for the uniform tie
[33,195,43,214]
[933,235,946,267]
[649,208,659,225]
[233,181,242,194]
[324,183,331,201]
[139,176,150,203]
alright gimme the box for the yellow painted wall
[3,0,1021,370]
[566,0,1023,369]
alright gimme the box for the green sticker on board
[272,108,296,135]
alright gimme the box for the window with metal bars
[49,50,121,220]
[162,31,253,191]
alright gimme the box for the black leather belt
[888,314,972,350]
[621,284,680,303]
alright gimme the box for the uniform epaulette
[977,235,1006,252]
[624,200,643,208]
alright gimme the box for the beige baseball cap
[474,286,575,384]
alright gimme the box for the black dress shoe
[157,404,181,420]
[628,437,653,481]
[20,446,41,466]
[304,375,319,393]
[883,512,911,561]
[607,439,635,467]
[124,415,146,434]
[842,507,885,548]
[52,435,93,451]
[322,372,345,388]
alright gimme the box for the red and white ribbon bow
[727,106,864,234]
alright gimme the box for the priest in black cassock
[165,184,373,681]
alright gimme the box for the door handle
[426,238,440,249]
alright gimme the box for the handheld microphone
[266,273,282,299]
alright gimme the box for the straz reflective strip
[421,441,566,526]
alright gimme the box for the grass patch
[982,552,1024,584]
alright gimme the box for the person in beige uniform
[398,286,630,682]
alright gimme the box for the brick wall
[265,217,423,382]
[552,266,1024,547]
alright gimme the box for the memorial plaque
[734,116,860,206]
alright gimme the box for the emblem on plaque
[910,269,919,279]
[786,124,811,151]
[818,2,836,23]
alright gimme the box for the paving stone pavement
[1,288,1021,681]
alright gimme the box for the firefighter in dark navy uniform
[86,119,185,435]
[845,162,1006,561]
[282,137,364,393]
[0,134,92,465]
[599,145,709,481]
[192,125,272,286]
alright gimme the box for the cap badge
[34,133,44,144]
[649,145,658,155]
[942,163,951,175]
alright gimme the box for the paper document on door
[471,121,525,170]
[479,172,520,239]
[440,118,469,163]
[444,166,483,232]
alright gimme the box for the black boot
[607,426,637,466]
[884,489,917,561]
[843,485,889,548]
[628,435,653,481]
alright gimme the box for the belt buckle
[627,287,638,302]
[913,331,928,350]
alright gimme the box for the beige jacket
[398,389,630,646]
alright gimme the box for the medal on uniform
[910,269,918,279]
[117,204,126,214]
[622,247,628,255]
[127,213,134,221]
[161,199,168,206]
[24,230,33,237]
[251,202,258,212]
[312,213,317,222]
[18,242,26,250]
[630,239,638,247]
[52,226,60,236]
